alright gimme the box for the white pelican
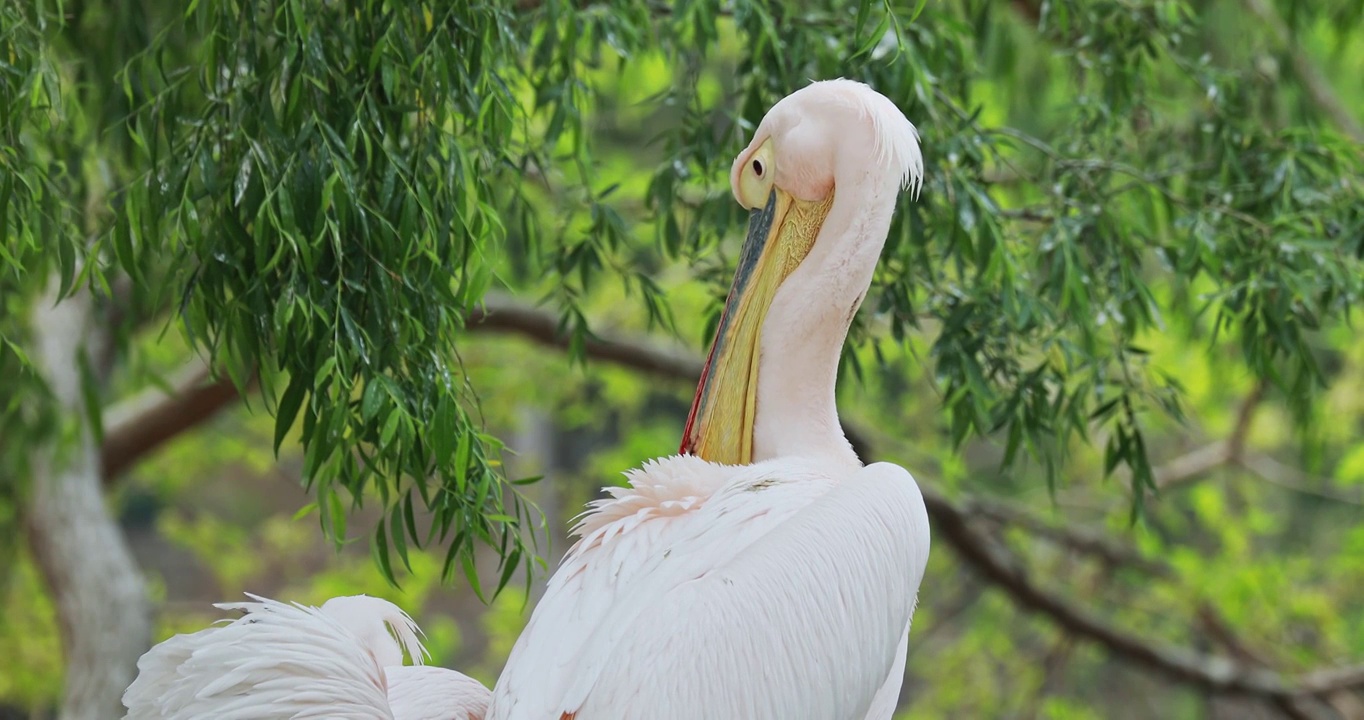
[122,78,929,720]
[489,77,928,720]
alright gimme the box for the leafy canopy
[2,0,1361,586]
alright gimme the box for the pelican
[122,78,929,720]
[489,77,928,720]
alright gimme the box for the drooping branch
[1009,0,1364,146]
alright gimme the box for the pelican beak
[679,184,835,465]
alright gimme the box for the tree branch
[1152,440,1231,491]
[927,489,1364,702]
[96,294,704,482]
[94,292,716,483]
[1147,383,1362,507]
[1235,453,1364,506]
[1196,605,1327,720]
[1149,385,1264,494]
[1227,380,1268,464]
[100,358,247,482]
[1009,0,1042,26]
[466,295,704,381]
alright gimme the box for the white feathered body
[489,453,930,720]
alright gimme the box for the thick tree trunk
[25,284,151,720]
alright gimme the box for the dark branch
[1009,0,1042,26]
[927,489,1364,701]
[466,295,704,381]
[1227,380,1267,464]
[1197,605,1334,720]
[100,359,246,482]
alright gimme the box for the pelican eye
[734,138,775,209]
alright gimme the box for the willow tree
[3,0,1362,717]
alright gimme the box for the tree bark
[25,282,151,720]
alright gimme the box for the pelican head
[681,79,922,466]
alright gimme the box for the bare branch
[1144,381,1362,507]
[1151,383,1265,493]
[100,358,247,482]
[1197,605,1334,720]
[1140,382,1364,510]
[1228,380,1268,465]
[1236,453,1364,507]
[1153,440,1231,491]
[467,294,704,381]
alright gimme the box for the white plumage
[122,595,489,720]
[490,457,929,719]
[387,666,491,720]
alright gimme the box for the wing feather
[124,595,394,720]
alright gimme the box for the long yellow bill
[680,186,835,466]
